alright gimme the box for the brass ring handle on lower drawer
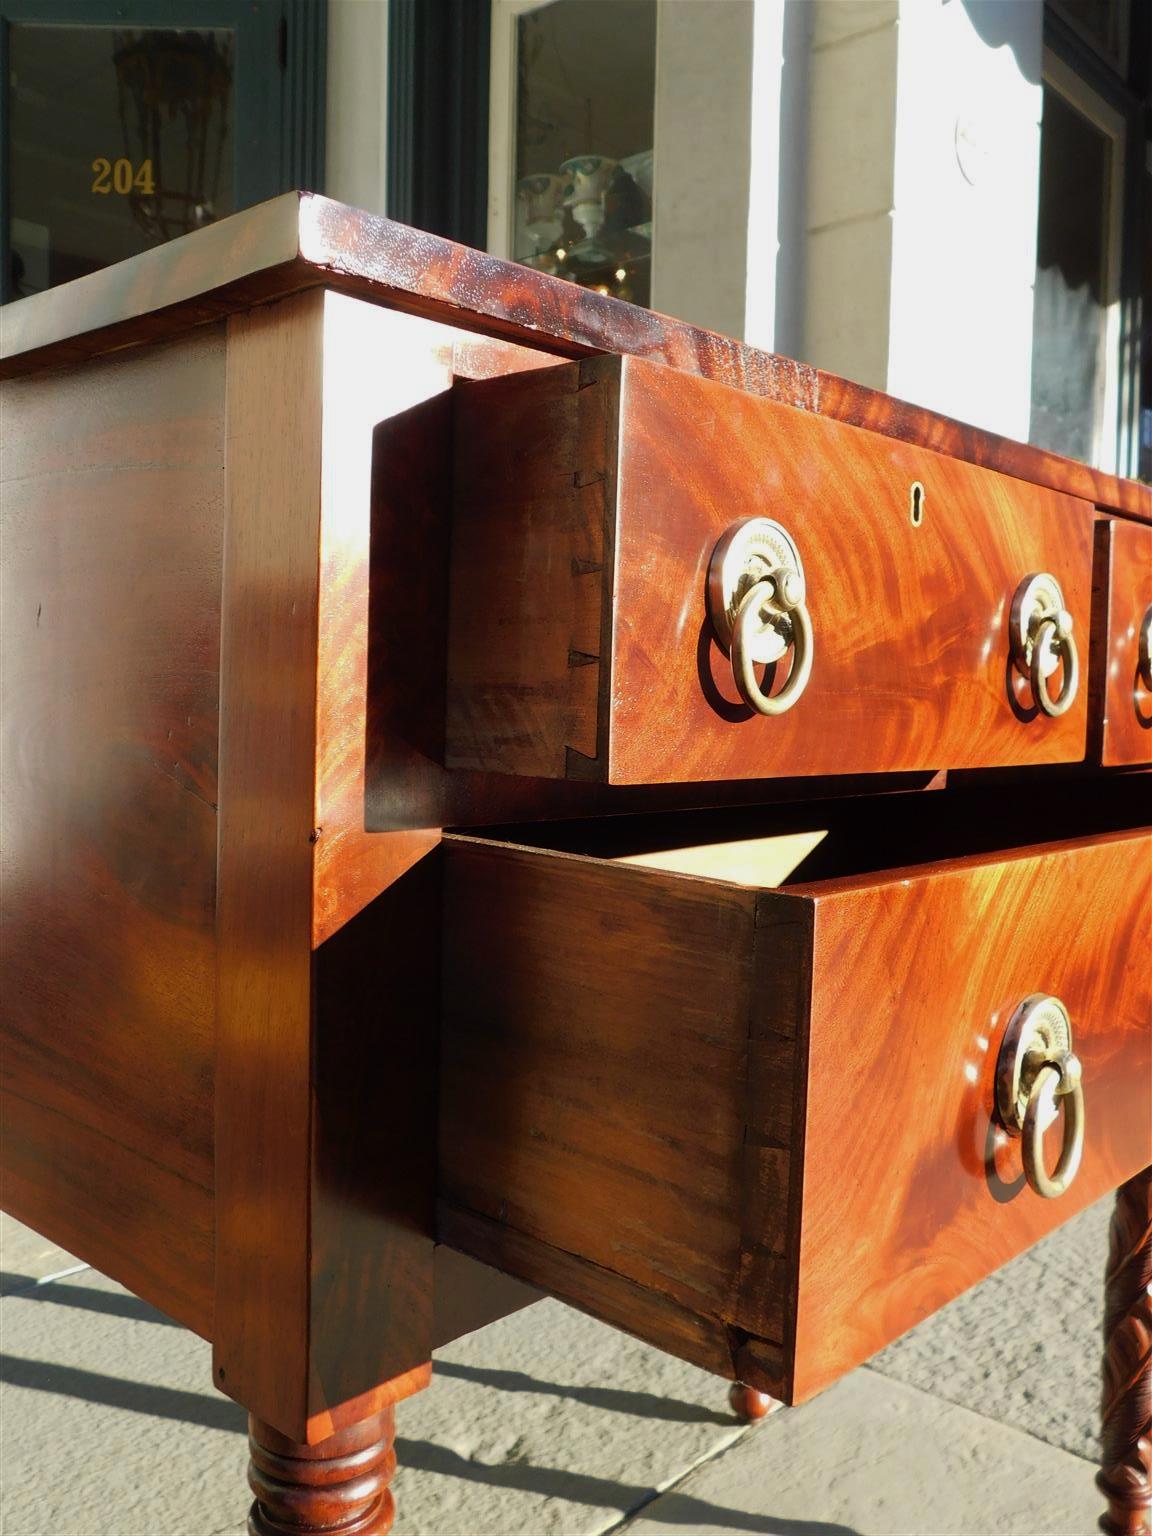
[1010,574,1079,718]
[1022,1059,1085,1200]
[1139,605,1152,692]
[995,993,1085,1200]
[707,518,814,717]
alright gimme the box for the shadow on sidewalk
[1,1272,180,1325]
[434,1359,733,1426]
[398,1436,860,1535]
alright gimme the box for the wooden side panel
[610,356,1096,782]
[1097,518,1152,767]
[1,1093,214,1336]
[0,329,222,1327]
[793,830,1152,1401]
[216,294,553,1442]
[440,838,761,1329]
[214,291,325,1429]
[445,360,614,778]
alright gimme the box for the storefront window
[7,24,234,299]
[3,1,325,305]
[490,0,655,305]
[1028,80,1118,467]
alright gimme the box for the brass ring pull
[995,994,1085,1200]
[1138,605,1152,692]
[707,518,814,718]
[1010,574,1079,718]
[730,575,814,717]
[1021,1056,1085,1200]
[1028,613,1078,718]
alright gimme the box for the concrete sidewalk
[1,1201,1110,1535]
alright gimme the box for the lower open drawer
[439,784,1151,1403]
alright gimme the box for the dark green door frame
[386,0,491,250]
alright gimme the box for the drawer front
[1096,517,1152,767]
[447,356,1094,783]
[791,829,1151,1399]
[440,817,1151,1402]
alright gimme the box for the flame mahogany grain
[1093,519,1152,769]
[440,824,1151,1403]
[447,355,1095,782]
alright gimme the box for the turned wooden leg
[728,1381,777,1423]
[247,1409,396,1535]
[1099,1167,1152,1536]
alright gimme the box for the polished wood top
[2,191,1148,521]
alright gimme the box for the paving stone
[0,1259,746,1536]
[0,1267,248,1535]
[0,1212,83,1291]
[871,1197,1111,1460]
[619,1370,1102,1536]
[396,1300,746,1534]
[0,1203,1114,1535]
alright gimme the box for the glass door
[488,0,656,305]
[1,0,325,301]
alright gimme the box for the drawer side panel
[441,840,764,1331]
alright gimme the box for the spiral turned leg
[1099,1167,1152,1536]
[248,1409,396,1535]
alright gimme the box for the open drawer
[445,355,1094,783]
[439,785,1151,1403]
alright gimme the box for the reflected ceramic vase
[559,154,617,259]
[516,172,567,257]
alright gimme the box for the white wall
[887,0,1043,438]
[325,0,389,216]
[801,0,1043,438]
[651,0,755,338]
[652,0,809,353]
[803,0,898,391]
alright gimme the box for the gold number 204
[91,157,156,196]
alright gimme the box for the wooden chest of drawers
[1,194,1149,1536]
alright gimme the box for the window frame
[1036,48,1128,474]
[385,0,491,249]
[1041,0,1150,478]
[486,0,554,261]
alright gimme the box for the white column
[325,0,390,217]
[799,0,1043,439]
[652,0,810,354]
[651,0,756,338]
[887,0,1043,438]
[802,0,900,392]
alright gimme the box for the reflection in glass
[1029,86,1111,466]
[514,0,655,305]
[1051,0,1126,64]
[8,24,234,300]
